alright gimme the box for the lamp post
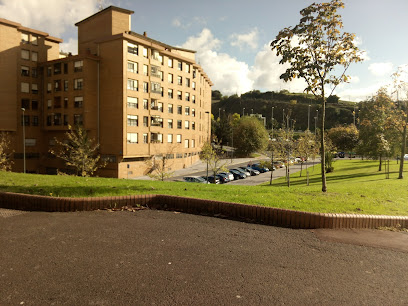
[242,107,245,117]
[251,108,253,115]
[21,107,26,173]
[307,104,311,131]
[271,106,274,139]
[315,110,319,135]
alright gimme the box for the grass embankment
[1,159,407,216]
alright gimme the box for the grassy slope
[0,159,407,216]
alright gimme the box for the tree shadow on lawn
[0,184,157,198]
[267,170,397,187]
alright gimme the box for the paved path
[1,210,408,305]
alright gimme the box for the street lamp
[315,110,319,134]
[21,107,26,173]
[307,105,311,131]
[242,107,245,117]
[271,106,274,139]
[251,108,253,115]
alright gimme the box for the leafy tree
[270,0,364,192]
[327,95,340,104]
[50,125,106,177]
[0,132,13,171]
[233,116,269,157]
[145,146,175,181]
[200,141,228,179]
[357,89,401,171]
[212,90,222,101]
[296,130,319,177]
[327,124,359,156]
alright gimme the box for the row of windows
[21,82,38,94]
[126,132,196,147]
[46,114,83,126]
[21,49,38,62]
[46,96,83,109]
[46,79,83,93]
[126,97,199,116]
[21,66,38,78]
[46,61,83,76]
[21,32,39,45]
[126,115,199,130]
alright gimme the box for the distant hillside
[212,90,356,130]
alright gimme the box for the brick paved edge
[1,191,407,229]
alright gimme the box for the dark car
[201,175,220,184]
[215,173,230,184]
[251,164,269,173]
[229,169,246,179]
[238,166,260,176]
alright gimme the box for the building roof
[0,18,63,42]
[75,6,134,26]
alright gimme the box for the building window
[143,47,148,58]
[31,51,38,62]
[127,115,138,126]
[54,113,62,126]
[64,115,68,126]
[192,95,196,104]
[177,91,182,100]
[151,116,163,127]
[74,78,83,90]
[127,96,138,108]
[31,35,38,45]
[186,78,190,87]
[21,82,29,93]
[127,61,138,73]
[21,115,30,126]
[185,64,190,73]
[32,116,39,126]
[127,42,138,55]
[31,84,38,94]
[151,65,161,78]
[74,97,83,108]
[177,120,182,129]
[54,97,62,109]
[191,139,195,148]
[185,120,190,129]
[143,99,148,110]
[127,133,138,144]
[151,49,160,60]
[185,92,190,101]
[168,73,173,83]
[158,102,163,112]
[54,63,61,74]
[64,63,68,74]
[177,105,182,115]
[168,58,173,68]
[32,67,38,78]
[64,80,69,91]
[185,139,189,148]
[143,116,148,127]
[143,64,148,76]
[74,60,83,72]
[177,134,182,143]
[192,121,196,130]
[151,82,161,94]
[177,76,182,85]
[143,82,148,93]
[47,67,52,77]
[143,133,148,144]
[168,119,173,129]
[21,99,30,109]
[32,100,38,110]
[21,33,29,44]
[192,82,196,90]
[74,114,83,125]
[21,50,29,60]
[54,80,61,91]
[127,79,138,91]
[178,61,182,71]
[150,133,163,143]
[64,98,68,108]
[47,100,52,109]
[193,69,197,78]
[168,103,173,113]
[47,83,52,93]
[192,108,196,117]
[185,106,190,116]
[167,134,173,143]
[21,66,29,76]
[168,89,173,99]
[47,115,52,126]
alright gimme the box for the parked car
[239,166,259,176]
[236,167,251,177]
[183,176,208,183]
[201,175,220,184]
[216,173,230,184]
[405,154,408,160]
[220,172,234,181]
[229,169,246,179]
[251,164,269,173]
[273,161,285,168]
[232,168,250,177]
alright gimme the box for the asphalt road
[1,209,408,305]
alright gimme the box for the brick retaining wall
[1,191,407,229]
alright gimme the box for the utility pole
[271,106,274,139]
[242,107,245,117]
[307,104,311,131]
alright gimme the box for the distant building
[0,6,212,178]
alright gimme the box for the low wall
[1,192,407,229]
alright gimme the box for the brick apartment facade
[0,6,213,178]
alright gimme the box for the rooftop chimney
[143,31,147,37]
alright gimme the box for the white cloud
[171,16,207,29]
[172,18,182,28]
[60,38,78,54]
[336,81,390,102]
[230,28,259,50]
[181,28,222,52]
[368,62,394,77]
[0,0,98,37]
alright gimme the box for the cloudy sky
[1,0,407,101]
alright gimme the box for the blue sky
[2,0,407,101]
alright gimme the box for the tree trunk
[398,119,407,179]
[300,162,303,177]
[378,155,382,172]
[320,94,327,192]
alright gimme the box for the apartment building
[0,6,212,178]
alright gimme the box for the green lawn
[1,159,407,216]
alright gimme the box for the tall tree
[233,116,269,157]
[0,132,13,171]
[327,124,359,157]
[271,0,364,192]
[50,125,106,177]
[200,141,228,179]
